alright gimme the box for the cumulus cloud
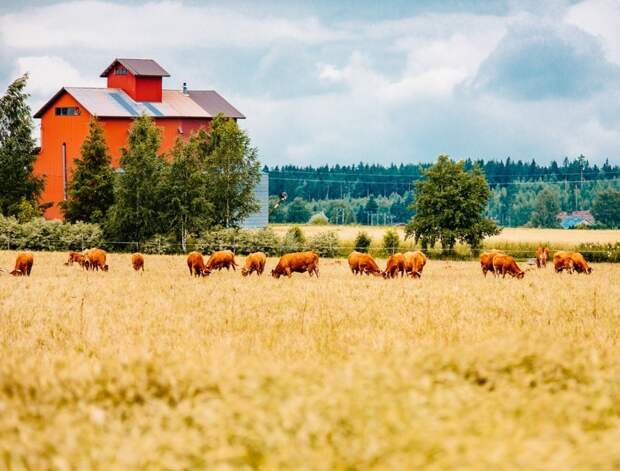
[469,22,620,100]
[1,0,619,165]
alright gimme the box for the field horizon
[1,251,619,468]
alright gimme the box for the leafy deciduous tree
[0,74,43,216]
[405,155,499,251]
[592,189,620,228]
[530,187,560,228]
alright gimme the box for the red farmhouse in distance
[33,58,245,219]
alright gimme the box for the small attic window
[55,107,80,116]
[115,66,129,75]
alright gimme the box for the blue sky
[1,0,619,166]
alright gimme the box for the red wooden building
[33,58,244,219]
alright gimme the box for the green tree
[286,197,311,223]
[530,187,560,228]
[107,115,166,242]
[0,74,43,216]
[592,189,620,228]
[405,155,499,251]
[61,117,114,223]
[203,114,261,227]
[160,131,213,250]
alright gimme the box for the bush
[308,231,340,258]
[308,212,329,225]
[382,229,400,256]
[282,226,306,253]
[195,227,282,256]
[576,242,620,263]
[353,231,372,253]
[0,215,103,251]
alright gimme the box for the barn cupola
[100,58,169,102]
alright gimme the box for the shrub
[282,226,306,253]
[0,215,103,251]
[353,231,372,253]
[576,242,620,263]
[308,212,329,225]
[195,227,282,256]
[308,231,340,258]
[382,229,400,256]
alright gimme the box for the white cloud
[13,55,99,109]
[565,0,620,65]
[0,1,347,51]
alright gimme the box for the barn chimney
[182,82,189,95]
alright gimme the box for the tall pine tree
[61,117,114,223]
[106,115,165,242]
[0,74,43,216]
[203,114,261,227]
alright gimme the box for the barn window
[115,66,129,75]
[55,107,80,116]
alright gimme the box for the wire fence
[1,235,619,263]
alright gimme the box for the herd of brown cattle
[1,245,593,279]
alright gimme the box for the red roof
[100,58,170,77]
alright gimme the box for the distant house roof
[34,87,245,119]
[559,210,595,229]
[100,58,170,77]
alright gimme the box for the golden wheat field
[272,224,620,247]
[1,250,620,469]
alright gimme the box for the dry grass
[1,250,620,469]
[272,224,620,248]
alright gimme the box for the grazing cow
[272,251,319,278]
[570,252,592,274]
[86,248,108,272]
[404,251,427,278]
[553,251,575,274]
[348,251,382,276]
[65,251,84,266]
[8,252,34,276]
[241,252,267,277]
[480,250,504,277]
[536,246,550,268]
[187,251,210,277]
[492,254,525,279]
[206,250,237,271]
[383,253,405,278]
[131,253,145,272]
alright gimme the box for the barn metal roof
[34,87,245,119]
[100,58,170,77]
[188,90,245,119]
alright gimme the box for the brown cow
[65,251,84,266]
[187,251,210,277]
[404,251,427,278]
[569,252,592,274]
[86,248,108,272]
[480,250,504,277]
[241,252,267,277]
[348,251,382,276]
[492,254,525,279]
[272,251,319,278]
[536,246,550,268]
[131,253,145,272]
[383,253,405,278]
[553,251,575,274]
[206,250,237,271]
[8,252,33,276]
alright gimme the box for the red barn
[33,58,245,219]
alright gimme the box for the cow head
[9,269,22,276]
[271,269,281,279]
[241,267,249,277]
[102,264,109,272]
[516,270,525,279]
[201,267,211,277]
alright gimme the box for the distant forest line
[265,157,620,227]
